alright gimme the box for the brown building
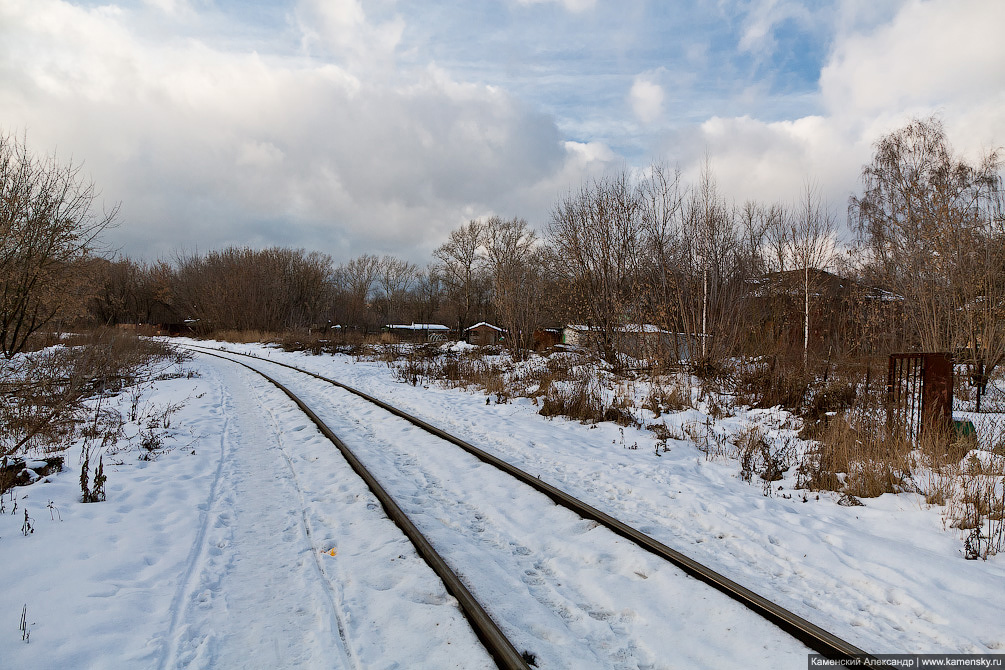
[532,328,562,350]
[745,268,904,356]
[464,322,504,346]
[384,323,452,342]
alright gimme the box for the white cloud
[513,0,596,13]
[4,0,1003,265]
[236,141,286,169]
[820,0,1005,118]
[688,115,863,212]
[0,0,571,262]
[629,75,665,125]
[673,0,1005,219]
[141,0,193,17]
[295,0,405,75]
[737,0,810,54]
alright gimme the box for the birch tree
[851,117,1005,406]
[788,184,838,365]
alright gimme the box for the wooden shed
[384,323,452,342]
[562,324,705,364]
[464,322,504,346]
[533,328,562,350]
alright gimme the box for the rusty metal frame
[887,353,953,444]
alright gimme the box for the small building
[562,324,705,364]
[384,323,452,342]
[744,268,905,355]
[533,328,563,350]
[465,322,504,346]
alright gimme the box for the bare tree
[679,161,744,366]
[333,254,381,332]
[90,257,139,325]
[787,183,838,365]
[433,220,487,332]
[171,247,333,333]
[638,163,689,362]
[0,131,118,357]
[735,200,777,278]
[549,171,647,367]
[375,255,418,325]
[410,265,445,326]
[483,216,542,356]
[91,258,181,327]
[851,116,1005,406]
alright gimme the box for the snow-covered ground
[2,338,1003,669]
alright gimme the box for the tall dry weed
[797,413,915,497]
[1,329,174,466]
[211,329,281,344]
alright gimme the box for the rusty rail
[184,344,881,663]
[193,348,530,670]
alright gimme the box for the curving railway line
[182,343,881,669]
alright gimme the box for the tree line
[3,118,1003,389]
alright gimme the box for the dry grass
[735,355,812,411]
[538,379,606,422]
[1,328,177,473]
[281,334,1005,555]
[642,374,692,416]
[211,329,282,344]
[683,418,733,460]
[382,344,642,426]
[732,425,794,493]
[797,413,916,497]
[933,418,1005,558]
[734,353,870,422]
[944,464,1005,559]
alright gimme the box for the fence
[887,353,953,444]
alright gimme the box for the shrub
[642,374,692,416]
[733,426,794,494]
[1,328,174,462]
[539,380,606,423]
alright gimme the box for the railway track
[183,343,881,668]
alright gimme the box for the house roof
[386,323,450,331]
[565,324,709,337]
[566,324,669,335]
[746,268,904,302]
[464,322,503,332]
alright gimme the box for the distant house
[464,322,504,346]
[745,268,904,354]
[532,328,563,350]
[562,324,705,364]
[384,323,451,342]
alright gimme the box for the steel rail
[192,348,530,670]
[183,344,879,663]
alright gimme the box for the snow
[1,352,491,669]
[387,323,451,331]
[2,338,1004,668]
[465,322,504,332]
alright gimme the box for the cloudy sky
[1,0,1003,264]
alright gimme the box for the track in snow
[184,344,881,669]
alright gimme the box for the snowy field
[2,338,1003,669]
